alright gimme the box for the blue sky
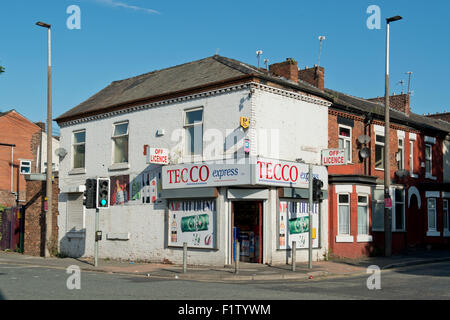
[1,0,449,134]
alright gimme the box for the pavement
[1,248,450,282]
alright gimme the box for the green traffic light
[101,199,107,206]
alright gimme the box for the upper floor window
[409,140,414,174]
[425,144,432,176]
[112,122,129,164]
[338,125,352,164]
[397,138,404,170]
[184,108,203,157]
[375,134,385,169]
[73,130,86,169]
[20,160,31,174]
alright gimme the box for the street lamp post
[384,15,402,257]
[36,21,53,257]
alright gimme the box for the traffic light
[83,178,97,209]
[97,178,110,209]
[312,178,324,202]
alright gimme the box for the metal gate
[0,207,21,251]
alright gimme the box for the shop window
[375,134,384,169]
[338,194,350,235]
[73,130,86,169]
[358,195,369,235]
[338,125,352,163]
[112,122,129,164]
[184,108,203,158]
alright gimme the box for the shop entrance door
[231,201,263,263]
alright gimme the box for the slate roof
[56,55,450,135]
[55,55,329,122]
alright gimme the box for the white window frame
[425,143,433,178]
[336,193,353,242]
[375,134,385,170]
[338,124,352,164]
[19,160,32,174]
[443,199,450,237]
[112,121,129,164]
[392,187,405,232]
[72,129,86,169]
[409,133,418,178]
[183,107,204,161]
[357,193,372,242]
[397,137,404,170]
[426,197,440,237]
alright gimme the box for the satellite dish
[357,135,371,144]
[55,148,67,158]
[359,147,370,159]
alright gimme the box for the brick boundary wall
[24,177,59,256]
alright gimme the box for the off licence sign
[322,149,346,166]
[148,147,169,165]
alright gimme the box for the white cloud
[94,0,160,15]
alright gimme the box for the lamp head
[387,16,402,23]
[36,21,51,29]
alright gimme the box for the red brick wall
[368,94,410,115]
[24,178,59,256]
[0,111,41,206]
[298,66,325,90]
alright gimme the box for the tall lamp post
[36,21,53,257]
[384,15,402,257]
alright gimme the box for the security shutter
[67,193,84,232]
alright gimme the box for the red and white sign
[384,197,392,208]
[321,149,346,166]
[147,147,169,165]
[255,157,328,189]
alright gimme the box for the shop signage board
[168,200,216,249]
[321,149,346,166]
[254,157,328,189]
[147,147,169,165]
[279,200,320,249]
[162,162,251,189]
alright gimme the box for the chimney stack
[368,93,410,116]
[298,65,325,90]
[35,122,45,132]
[269,58,298,82]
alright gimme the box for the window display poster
[129,168,162,204]
[279,200,319,249]
[110,175,130,206]
[168,200,216,249]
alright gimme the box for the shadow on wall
[59,227,86,258]
[0,289,5,300]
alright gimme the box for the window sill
[375,168,384,171]
[336,235,354,243]
[357,235,373,242]
[410,173,418,179]
[443,230,450,238]
[69,168,86,175]
[426,230,441,237]
[108,163,130,171]
[425,174,437,180]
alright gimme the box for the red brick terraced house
[324,91,450,258]
[257,59,450,258]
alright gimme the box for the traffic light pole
[308,163,313,269]
[94,207,99,267]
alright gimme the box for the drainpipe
[0,143,16,193]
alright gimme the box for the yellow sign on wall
[240,117,250,129]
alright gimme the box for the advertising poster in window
[110,175,130,206]
[129,168,162,204]
[279,200,319,249]
[168,200,216,249]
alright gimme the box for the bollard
[292,241,296,272]
[235,241,240,274]
[183,242,187,274]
